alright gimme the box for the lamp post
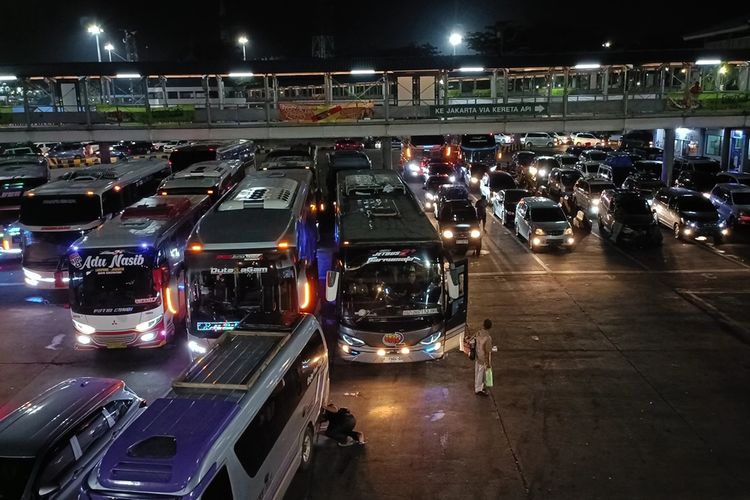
[104,42,114,62]
[87,25,103,62]
[238,36,249,61]
[449,32,462,56]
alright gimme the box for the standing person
[323,404,365,447]
[473,319,493,396]
[475,195,488,233]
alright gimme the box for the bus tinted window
[169,150,217,172]
[461,135,496,148]
[23,231,79,270]
[202,466,233,500]
[20,195,102,226]
[410,135,444,147]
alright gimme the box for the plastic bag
[485,368,493,388]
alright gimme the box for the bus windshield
[68,248,159,315]
[341,248,442,320]
[461,134,496,149]
[188,252,296,338]
[22,231,81,271]
[20,194,102,226]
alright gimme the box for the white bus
[158,160,246,203]
[19,160,171,289]
[82,313,329,500]
[185,169,319,356]
[68,195,212,349]
[0,159,49,256]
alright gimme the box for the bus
[158,160,246,202]
[0,159,49,256]
[184,169,319,356]
[325,170,468,363]
[167,140,255,173]
[19,160,171,289]
[82,312,329,500]
[67,195,212,349]
[459,133,500,165]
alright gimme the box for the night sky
[0,0,746,63]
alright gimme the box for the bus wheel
[299,425,315,472]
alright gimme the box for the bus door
[443,258,468,351]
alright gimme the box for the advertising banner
[278,101,374,122]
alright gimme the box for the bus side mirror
[325,271,339,302]
[447,271,460,300]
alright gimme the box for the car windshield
[536,159,560,169]
[581,164,599,173]
[69,249,158,314]
[530,206,566,222]
[691,162,721,175]
[731,192,750,205]
[341,248,442,319]
[504,190,528,204]
[516,153,535,164]
[616,197,651,214]
[679,196,716,212]
[590,183,615,194]
[0,457,34,500]
[561,172,582,186]
[462,135,495,148]
[586,151,607,161]
[441,188,467,200]
[557,156,578,166]
[490,174,515,190]
[633,162,662,177]
[442,205,477,223]
[428,165,453,175]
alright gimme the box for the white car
[494,133,515,146]
[514,197,576,251]
[573,133,602,147]
[162,140,190,153]
[521,132,555,148]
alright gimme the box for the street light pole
[104,43,114,62]
[87,25,103,62]
[449,32,462,56]
[238,36,249,61]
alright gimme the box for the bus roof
[159,160,242,190]
[74,195,209,250]
[189,169,312,250]
[173,139,252,154]
[337,169,440,245]
[0,160,48,181]
[26,159,168,197]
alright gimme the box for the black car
[115,141,154,155]
[632,160,663,179]
[565,146,586,157]
[546,167,583,200]
[510,151,536,173]
[437,200,482,255]
[674,170,717,195]
[425,162,457,181]
[598,189,662,246]
[554,154,579,168]
[621,174,666,204]
[579,149,608,162]
[480,171,516,201]
[672,156,721,179]
[462,162,491,190]
[423,173,453,205]
[430,183,469,216]
[522,156,560,191]
[492,188,532,225]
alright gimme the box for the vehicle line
[588,224,652,271]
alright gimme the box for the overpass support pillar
[502,69,508,104]
[382,137,392,170]
[383,72,390,121]
[263,75,270,123]
[22,78,31,128]
[79,77,91,128]
[324,73,333,104]
[721,128,731,169]
[491,70,497,104]
[272,76,279,109]
[216,76,225,110]
[159,76,168,107]
[662,128,675,185]
[562,68,569,118]
[740,130,749,172]
[202,76,212,125]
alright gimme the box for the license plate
[386,356,404,363]
[457,239,468,245]
[106,342,128,349]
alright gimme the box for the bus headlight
[442,229,454,239]
[420,332,442,345]
[140,332,157,342]
[534,228,545,235]
[188,340,207,355]
[470,229,481,238]
[135,315,162,332]
[73,320,96,335]
[77,335,92,345]
[342,333,365,346]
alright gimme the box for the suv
[621,174,666,204]
[554,154,579,167]
[437,200,482,255]
[521,133,555,148]
[524,156,560,191]
[462,162,491,189]
[576,161,602,176]
[709,183,750,228]
[597,164,635,187]
[653,187,728,242]
[514,197,575,251]
[672,156,721,179]
[580,149,608,162]
[571,177,616,215]
[598,189,662,246]
[632,160,663,179]
[547,168,582,200]
[480,171,516,201]
[432,183,469,217]
[0,378,144,500]
[493,188,531,225]
[572,133,601,147]
[674,170,718,195]
[715,171,750,186]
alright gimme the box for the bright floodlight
[458,67,484,72]
[104,42,114,52]
[115,73,141,79]
[351,69,376,75]
[0,75,17,81]
[575,63,601,69]
[602,41,612,48]
[449,33,462,46]
[238,36,248,45]
[87,25,103,35]
[228,72,254,78]
[695,58,721,65]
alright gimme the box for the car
[493,188,531,225]
[461,162,491,189]
[1,146,39,157]
[620,130,654,149]
[604,152,642,169]
[652,187,729,242]
[334,138,365,151]
[431,183,469,217]
[632,160,663,179]
[571,177,616,216]
[554,154,579,168]
[672,156,721,179]
[162,140,190,153]
[674,170,718,195]
[425,162,457,182]
[546,167,583,200]
[597,164,636,188]
[550,132,569,146]
[494,133,515,146]
[572,133,601,147]
[47,142,86,160]
[423,173,454,207]
[621,174,666,204]
[715,171,750,187]
[480,171,516,201]
[114,141,154,155]
[597,189,662,246]
[626,146,663,160]
[709,183,750,229]
[579,149,608,162]
[523,156,560,191]
[437,200,482,255]
[575,160,602,176]
[0,378,144,500]
[565,145,586,157]
[510,151,537,174]
[520,132,555,148]
[514,197,575,251]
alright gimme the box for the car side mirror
[325,270,339,302]
[447,270,460,300]
[39,484,60,497]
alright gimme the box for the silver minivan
[514,197,576,251]
[521,133,555,148]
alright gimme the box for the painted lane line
[0,282,25,287]
[45,334,66,350]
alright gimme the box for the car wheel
[547,142,554,147]
[673,224,682,240]
[526,142,533,149]
[299,425,315,472]
[598,216,607,235]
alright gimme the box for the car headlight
[592,198,599,206]
[408,162,419,172]
[449,175,456,183]
[188,340,207,354]
[470,177,479,184]
[534,228,545,235]
[718,220,726,228]
[420,332,442,345]
[538,168,547,177]
[687,221,697,228]
[135,315,162,332]
[73,320,96,335]
[342,333,365,346]
[702,192,711,199]
[425,192,435,200]
[528,166,538,176]
[425,201,432,209]
[470,229,481,238]
[564,227,573,235]
[442,229,454,239]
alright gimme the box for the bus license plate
[457,239,468,245]
[106,342,128,349]
[386,356,404,363]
